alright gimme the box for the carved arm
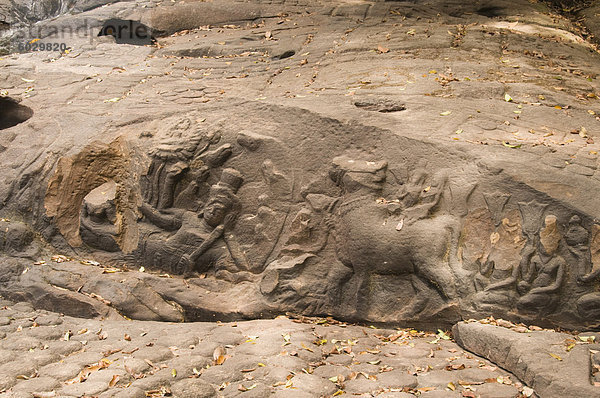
[140,202,182,231]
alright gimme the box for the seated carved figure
[474,215,566,315]
[328,156,459,319]
[138,168,250,279]
[516,216,565,314]
[577,268,600,319]
[80,180,120,252]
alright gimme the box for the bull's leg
[415,259,458,301]
[399,275,430,318]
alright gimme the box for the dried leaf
[522,386,534,397]
[396,219,404,231]
[213,346,227,365]
[108,374,120,387]
[504,93,513,102]
[447,382,456,391]
[440,111,452,116]
[238,383,258,391]
[377,45,390,53]
[502,141,521,149]
[549,353,563,361]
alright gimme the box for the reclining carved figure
[138,168,251,280]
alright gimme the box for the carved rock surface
[0,0,600,332]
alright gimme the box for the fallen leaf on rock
[502,141,521,149]
[445,364,466,371]
[103,348,121,357]
[213,346,227,365]
[579,335,596,343]
[418,387,436,392]
[548,353,563,361]
[171,369,177,378]
[108,374,119,387]
[66,359,111,384]
[496,376,513,385]
[238,383,257,391]
[301,342,314,352]
[368,360,381,365]
[447,382,456,391]
[396,219,404,231]
[440,111,452,116]
[333,390,345,396]
[377,45,390,53]
[522,386,535,397]
[504,93,513,102]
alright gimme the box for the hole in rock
[98,19,155,45]
[477,6,505,17]
[276,50,296,59]
[0,97,33,130]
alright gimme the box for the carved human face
[203,200,228,227]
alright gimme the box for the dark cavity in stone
[98,19,155,45]
[477,6,505,17]
[0,97,33,130]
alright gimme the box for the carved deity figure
[79,180,120,252]
[327,156,458,318]
[138,168,251,280]
[515,215,566,314]
[473,214,566,315]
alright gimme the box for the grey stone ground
[0,299,531,398]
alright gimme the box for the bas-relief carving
[69,119,600,327]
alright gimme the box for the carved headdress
[207,168,243,212]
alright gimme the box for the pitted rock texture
[0,300,529,398]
